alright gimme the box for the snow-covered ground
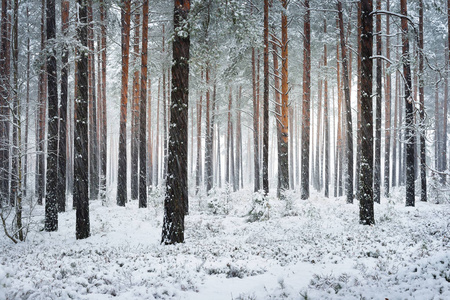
[1,188,449,299]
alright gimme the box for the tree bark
[75,0,90,239]
[205,66,213,193]
[117,0,131,206]
[262,0,269,195]
[139,0,148,208]
[0,0,9,207]
[196,71,203,194]
[359,0,374,225]
[99,0,107,201]
[323,19,330,198]
[162,0,190,245]
[384,0,391,197]
[300,0,309,200]
[374,0,382,203]
[419,0,426,202]
[131,8,140,201]
[401,0,415,207]
[252,48,260,192]
[337,0,354,204]
[45,0,58,232]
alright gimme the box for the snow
[1,188,449,299]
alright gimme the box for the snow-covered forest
[1,0,449,299]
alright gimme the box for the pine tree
[75,0,90,240]
[45,0,58,232]
[162,0,190,245]
[359,0,374,225]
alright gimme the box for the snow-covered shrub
[206,185,231,215]
[280,189,298,216]
[247,190,270,222]
[429,174,450,204]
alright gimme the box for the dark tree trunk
[300,0,310,200]
[161,0,190,245]
[401,0,415,207]
[384,0,391,197]
[374,0,382,203]
[355,0,362,200]
[117,0,131,207]
[0,0,9,208]
[337,0,354,204]
[419,0,426,202]
[359,0,374,225]
[75,0,90,239]
[262,0,269,196]
[99,0,107,201]
[58,0,69,213]
[45,0,58,232]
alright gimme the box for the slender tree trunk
[323,19,330,198]
[418,0,426,202]
[162,0,190,245]
[88,0,98,201]
[226,86,231,187]
[393,45,399,188]
[57,0,69,213]
[36,0,46,205]
[338,0,354,204]
[205,67,213,193]
[156,78,160,186]
[10,0,18,208]
[300,0,309,199]
[229,88,236,192]
[315,72,322,191]
[117,0,131,206]
[355,1,362,200]
[0,0,9,207]
[373,0,382,203]
[401,0,415,207]
[75,0,90,239]
[131,8,140,201]
[384,0,391,197]
[196,71,203,194]
[99,0,107,201]
[45,0,58,231]
[359,0,374,225]
[23,5,30,199]
[272,42,282,198]
[138,0,148,208]
[262,0,269,195]
[252,48,260,192]
[236,87,242,191]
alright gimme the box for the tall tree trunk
[162,0,190,245]
[75,0,90,239]
[10,0,17,208]
[252,48,260,192]
[99,0,107,200]
[88,0,98,201]
[23,5,30,199]
[384,0,391,197]
[401,0,415,207]
[300,0,309,200]
[229,88,236,192]
[205,66,213,193]
[418,0,426,202]
[45,0,58,231]
[196,71,203,194]
[314,71,322,191]
[0,0,10,207]
[131,8,140,201]
[36,0,46,205]
[373,0,382,203]
[58,0,69,212]
[139,0,148,208]
[359,0,374,225]
[323,19,330,198]
[338,0,354,204]
[392,44,399,188]
[155,78,160,186]
[117,0,131,206]
[272,42,282,198]
[226,86,231,187]
[236,87,242,190]
[262,0,269,195]
[355,0,362,200]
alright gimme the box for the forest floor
[1,186,449,299]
